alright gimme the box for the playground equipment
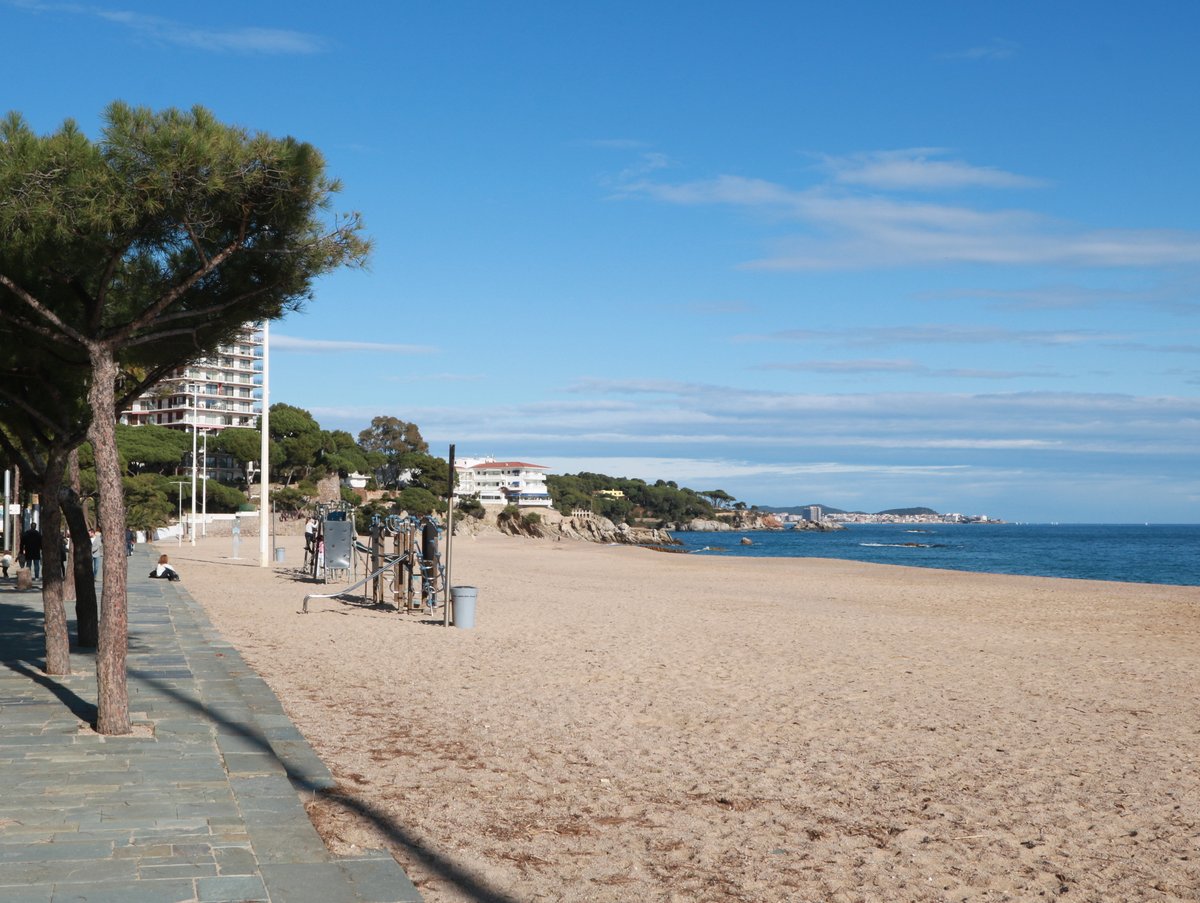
[303,501,357,583]
[302,512,448,615]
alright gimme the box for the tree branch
[183,220,211,267]
[0,384,74,438]
[114,361,183,411]
[104,229,247,345]
[94,242,133,324]
[0,274,89,346]
[126,282,277,337]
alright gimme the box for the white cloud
[941,38,1019,61]
[756,358,924,373]
[820,149,1044,191]
[272,335,438,354]
[381,372,486,384]
[11,2,326,54]
[753,359,1063,380]
[954,281,1200,315]
[742,325,1128,347]
[613,152,672,184]
[536,455,973,483]
[616,165,1200,270]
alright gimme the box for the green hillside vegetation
[89,417,795,533]
[546,473,750,526]
[62,406,453,532]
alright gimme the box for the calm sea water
[671,523,1200,587]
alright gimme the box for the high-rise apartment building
[120,324,264,484]
[121,324,263,432]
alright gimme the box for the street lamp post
[190,382,198,545]
[170,480,188,546]
[259,321,271,567]
[201,428,210,537]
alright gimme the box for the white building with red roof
[455,457,553,508]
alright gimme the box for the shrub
[456,496,486,519]
[271,486,308,515]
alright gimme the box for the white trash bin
[451,586,477,629]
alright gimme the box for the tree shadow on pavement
[0,595,98,724]
[130,668,523,903]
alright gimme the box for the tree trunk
[87,343,130,735]
[39,451,71,676]
[63,448,97,647]
[62,506,76,602]
[61,485,98,649]
[62,450,79,618]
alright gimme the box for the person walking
[19,525,43,580]
[90,529,103,576]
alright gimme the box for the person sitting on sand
[149,554,180,582]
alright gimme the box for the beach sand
[158,531,1200,902]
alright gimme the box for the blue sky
[6,1,1199,521]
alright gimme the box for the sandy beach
[156,530,1200,902]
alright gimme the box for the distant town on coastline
[760,506,1000,526]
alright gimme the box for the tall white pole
[190,382,198,545]
[259,321,271,567]
[172,480,187,546]
[3,467,10,553]
[201,429,209,537]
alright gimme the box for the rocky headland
[452,507,842,546]
[454,507,678,546]
[672,513,843,533]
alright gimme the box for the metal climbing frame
[305,501,357,584]
[303,513,446,614]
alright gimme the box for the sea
[671,523,1200,587]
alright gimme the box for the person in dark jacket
[19,526,43,580]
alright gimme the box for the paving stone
[196,874,269,902]
[212,846,256,876]
[47,878,197,902]
[0,548,422,902]
[136,861,219,880]
[0,857,137,886]
[243,822,332,865]
[0,885,54,903]
[340,857,424,903]
[0,842,114,864]
[257,862,361,902]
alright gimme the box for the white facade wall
[121,325,264,431]
[454,458,553,508]
[119,324,264,482]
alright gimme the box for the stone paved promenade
[0,548,421,903]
